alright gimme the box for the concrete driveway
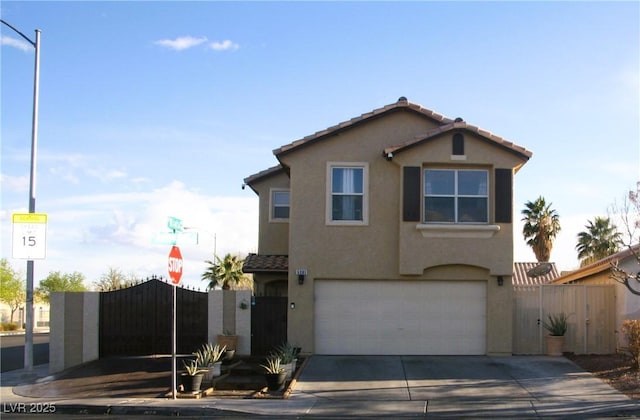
[292,355,640,418]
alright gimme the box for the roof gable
[384,120,532,161]
[273,97,453,158]
[273,97,531,162]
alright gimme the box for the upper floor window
[452,133,465,155]
[327,163,368,224]
[270,189,290,221]
[424,169,488,223]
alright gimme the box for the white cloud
[0,181,259,289]
[154,36,207,51]
[0,174,29,192]
[0,35,32,52]
[209,40,239,51]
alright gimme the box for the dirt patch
[567,353,639,400]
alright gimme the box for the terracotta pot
[545,335,564,356]
[217,335,238,351]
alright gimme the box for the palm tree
[521,196,561,262]
[576,217,622,266]
[201,253,246,290]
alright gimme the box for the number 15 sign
[12,213,48,260]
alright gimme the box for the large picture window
[328,163,368,224]
[424,169,488,223]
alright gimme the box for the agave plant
[543,313,568,336]
[182,359,203,376]
[260,355,285,374]
[273,342,297,364]
[193,343,226,366]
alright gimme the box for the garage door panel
[315,280,486,355]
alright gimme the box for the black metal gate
[251,296,288,355]
[100,277,207,357]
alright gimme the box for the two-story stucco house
[243,97,532,356]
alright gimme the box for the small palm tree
[576,217,622,266]
[201,253,246,290]
[521,196,561,262]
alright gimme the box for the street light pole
[1,19,41,373]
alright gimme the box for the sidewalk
[2,356,639,418]
[1,363,315,417]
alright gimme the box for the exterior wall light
[497,276,504,286]
[296,269,307,285]
[290,302,296,310]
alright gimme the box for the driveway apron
[292,355,639,418]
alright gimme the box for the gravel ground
[568,353,639,400]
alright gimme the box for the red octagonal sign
[168,245,183,285]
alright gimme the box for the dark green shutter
[403,166,421,222]
[495,168,512,223]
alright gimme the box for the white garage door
[315,280,486,355]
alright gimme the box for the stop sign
[167,245,183,285]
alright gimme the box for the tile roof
[242,253,288,273]
[551,243,640,284]
[243,164,286,186]
[272,96,532,160]
[513,262,560,285]
[384,120,532,160]
[273,97,453,157]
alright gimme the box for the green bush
[621,319,640,369]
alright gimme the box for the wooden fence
[513,284,616,354]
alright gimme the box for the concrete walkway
[1,356,638,418]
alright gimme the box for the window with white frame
[270,189,290,221]
[424,169,488,223]
[328,163,368,224]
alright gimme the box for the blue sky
[1,1,638,290]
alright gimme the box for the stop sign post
[167,245,184,399]
[168,246,183,285]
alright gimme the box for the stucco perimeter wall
[49,292,99,374]
[207,290,251,356]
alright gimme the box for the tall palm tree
[201,253,246,290]
[521,196,561,262]
[576,217,622,266]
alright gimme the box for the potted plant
[217,329,238,351]
[260,355,286,391]
[274,342,297,380]
[194,343,226,382]
[180,359,205,394]
[543,312,568,356]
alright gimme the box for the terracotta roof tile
[513,262,560,285]
[243,164,286,186]
[552,243,639,284]
[384,121,532,160]
[243,253,288,273]
[273,97,453,157]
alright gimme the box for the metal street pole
[1,20,41,373]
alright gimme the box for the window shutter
[495,168,512,223]
[403,166,421,222]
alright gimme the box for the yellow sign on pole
[12,213,47,260]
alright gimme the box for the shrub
[621,319,640,369]
[0,322,19,331]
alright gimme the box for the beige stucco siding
[278,110,524,355]
[252,171,290,255]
